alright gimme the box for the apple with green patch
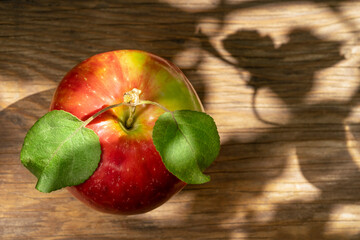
[20,50,220,215]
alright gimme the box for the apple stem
[126,105,136,129]
[82,103,124,127]
[138,100,180,125]
[139,100,171,113]
[81,89,173,129]
[124,100,172,129]
[123,88,142,129]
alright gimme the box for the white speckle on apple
[126,168,129,172]
[84,77,88,81]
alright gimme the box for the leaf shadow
[1,0,360,239]
[0,89,56,190]
[183,23,360,240]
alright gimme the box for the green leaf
[20,110,101,193]
[153,110,220,184]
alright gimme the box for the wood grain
[1,0,360,239]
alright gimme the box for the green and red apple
[21,50,219,215]
[51,50,202,214]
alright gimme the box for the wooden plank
[1,0,360,239]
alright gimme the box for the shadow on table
[1,0,360,239]
[184,25,360,240]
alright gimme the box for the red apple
[50,50,203,214]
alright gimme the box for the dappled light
[1,0,360,239]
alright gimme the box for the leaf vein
[44,122,84,175]
[171,112,203,165]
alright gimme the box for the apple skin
[50,50,203,214]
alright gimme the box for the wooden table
[1,0,360,239]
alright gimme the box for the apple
[49,50,204,214]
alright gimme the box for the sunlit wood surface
[1,0,360,239]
